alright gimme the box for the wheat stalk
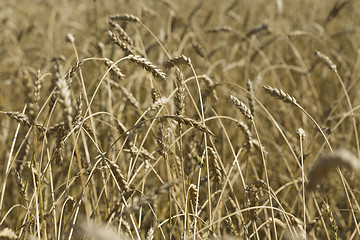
[262,84,333,154]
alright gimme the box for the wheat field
[1,0,360,239]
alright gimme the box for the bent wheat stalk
[230,93,277,239]
[262,85,333,152]
[315,50,360,159]
[263,84,360,236]
[307,149,360,191]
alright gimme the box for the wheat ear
[314,50,337,73]
[236,121,253,151]
[103,58,126,80]
[205,25,232,33]
[192,40,207,58]
[123,182,175,214]
[262,85,298,106]
[104,159,130,193]
[174,68,185,116]
[22,69,38,122]
[201,75,218,103]
[108,20,133,45]
[107,30,136,55]
[119,86,140,110]
[109,14,140,23]
[64,61,83,83]
[164,55,191,69]
[161,115,214,136]
[247,79,255,116]
[262,84,333,152]
[56,78,73,124]
[128,54,167,81]
[230,95,253,120]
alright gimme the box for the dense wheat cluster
[1,0,360,239]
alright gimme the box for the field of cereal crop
[1,0,360,239]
